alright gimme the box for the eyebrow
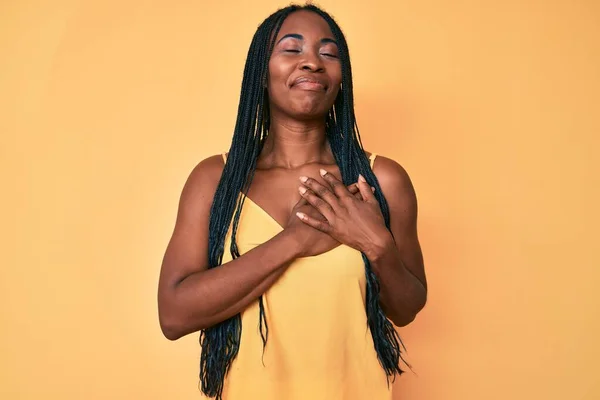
[276,33,338,46]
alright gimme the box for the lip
[291,76,327,91]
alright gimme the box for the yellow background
[2,0,599,399]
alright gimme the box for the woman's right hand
[284,182,369,258]
[284,200,340,258]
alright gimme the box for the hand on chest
[244,164,342,229]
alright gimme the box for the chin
[290,108,329,121]
[291,101,331,119]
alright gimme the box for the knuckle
[340,194,353,205]
[313,197,327,209]
[317,221,329,231]
[316,186,328,197]
[305,177,317,186]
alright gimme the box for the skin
[297,168,427,326]
[157,10,426,340]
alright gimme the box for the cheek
[267,58,289,86]
[266,63,292,105]
[331,65,342,87]
[266,74,284,104]
[329,75,342,99]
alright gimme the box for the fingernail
[371,186,375,192]
[298,186,307,194]
[319,169,327,177]
[299,176,308,183]
[296,212,306,219]
[359,174,366,183]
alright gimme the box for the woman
[158,4,427,400]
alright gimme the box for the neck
[259,113,333,169]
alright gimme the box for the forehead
[275,10,334,41]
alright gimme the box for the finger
[358,174,377,203]
[299,176,340,209]
[348,183,359,195]
[295,183,363,207]
[319,169,352,199]
[298,186,336,221]
[347,183,362,200]
[295,197,308,207]
[349,182,375,194]
[296,211,332,233]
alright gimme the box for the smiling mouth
[292,77,327,91]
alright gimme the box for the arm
[157,155,298,340]
[295,157,427,327]
[361,157,427,327]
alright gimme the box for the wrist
[362,228,395,263]
[277,228,304,259]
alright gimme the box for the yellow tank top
[211,153,391,400]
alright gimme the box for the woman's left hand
[296,169,392,256]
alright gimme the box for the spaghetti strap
[369,153,377,169]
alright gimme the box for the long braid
[200,6,301,399]
[200,4,407,399]
[307,4,408,380]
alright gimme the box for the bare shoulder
[371,155,415,194]
[187,153,225,181]
[159,154,227,298]
[370,154,418,215]
[179,154,226,209]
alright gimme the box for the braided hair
[200,4,407,399]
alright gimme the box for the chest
[245,164,342,228]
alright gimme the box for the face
[266,10,342,120]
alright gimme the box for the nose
[300,50,324,72]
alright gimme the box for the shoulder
[370,154,414,191]
[179,154,226,204]
[189,153,226,178]
[369,154,417,209]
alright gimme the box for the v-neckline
[242,193,286,232]
[242,193,348,259]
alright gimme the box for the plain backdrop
[1,0,599,399]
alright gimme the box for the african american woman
[158,4,427,400]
